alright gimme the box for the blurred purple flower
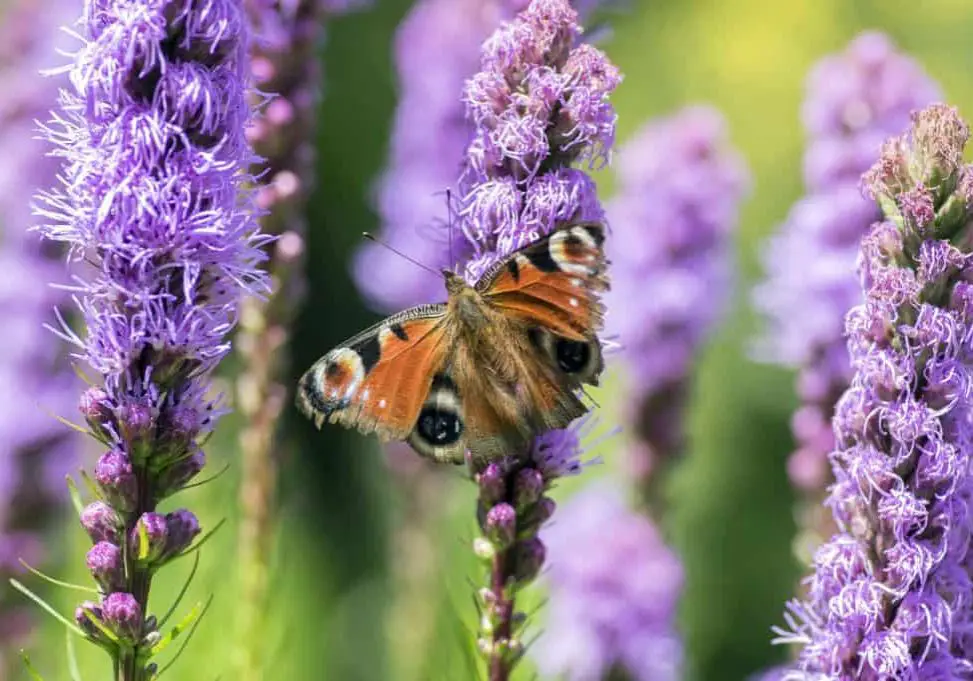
[0,0,81,659]
[454,2,619,678]
[775,104,973,679]
[34,0,267,675]
[753,33,939,501]
[532,479,683,681]
[605,106,748,485]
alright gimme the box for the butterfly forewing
[296,305,451,442]
[477,223,609,341]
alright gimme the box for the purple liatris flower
[33,0,267,676]
[531,479,683,681]
[605,106,749,488]
[774,104,973,679]
[753,33,939,509]
[456,2,619,679]
[0,0,82,661]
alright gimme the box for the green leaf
[9,579,85,636]
[19,560,98,594]
[173,518,226,561]
[79,470,102,502]
[66,475,85,518]
[153,598,214,678]
[20,650,45,681]
[137,519,151,562]
[159,552,200,629]
[50,412,94,438]
[66,629,83,681]
[177,462,230,492]
[149,595,212,660]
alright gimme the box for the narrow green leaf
[173,518,226,561]
[9,579,85,636]
[149,595,212,659]
[50,412,94,437]
[178,462,230,492]
[137,520,151,561]
[20,650,45,681]
[66,476,85,517]
[66,629,83,681]
[159,552,200,629]
[79,470,102,502]
[19,560,98,594]
[154,598,213,678]
[77,606,120,645]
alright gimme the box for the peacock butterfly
[296,222,609,464]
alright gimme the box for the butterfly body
[297,223,609,464]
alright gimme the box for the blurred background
[3,0,973,680]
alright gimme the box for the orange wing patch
[478,223,609,339]
[296,309,450,441]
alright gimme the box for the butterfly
[296,222,610,465]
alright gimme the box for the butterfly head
[443,269,468,295]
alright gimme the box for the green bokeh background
[17,1,973,680]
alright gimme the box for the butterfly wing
[476,222,609,342]
[296,304,453,444]
[460,222,609,461]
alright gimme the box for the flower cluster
[605,106,748,487]
[0,0,79,660]
[455,1,619,678]
[34,0,267,676]
[531,480,683,681]
[472,427,589,677]
[753,33,939,504]
[775,104,973,679]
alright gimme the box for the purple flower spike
[451,4,618,678]
[0,0,83,652]
[774,104,973,679]
[532,481,683,681]
[31,0,267,675]
[753,33,940,560]
[604,106,748,494]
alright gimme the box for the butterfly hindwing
[296,305,451,442]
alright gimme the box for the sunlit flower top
[775,104,973,679]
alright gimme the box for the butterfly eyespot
[416,407,463,445]
[556,339,591,374]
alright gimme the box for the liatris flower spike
[753,34,939,561]
[456,1,619,679]
[606,105,749,503]
[23,0,268,678]
[774,104,973,679]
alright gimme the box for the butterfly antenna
[445,187,455,271]
[361,232,440,277]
